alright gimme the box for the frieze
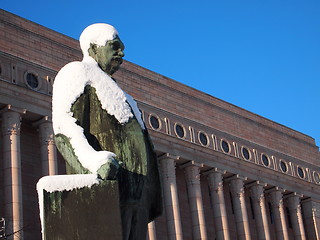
[0,52,56,96]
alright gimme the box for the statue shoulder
[53,61,89,105]
[54,61,86,83]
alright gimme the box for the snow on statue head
[79,23,118,58]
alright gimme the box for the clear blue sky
[2,1,320,147]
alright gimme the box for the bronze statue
[52,23,162,240]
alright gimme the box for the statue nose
[118,50,124,57]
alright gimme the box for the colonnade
[0,106,318,240]
[1,106,57,240]
[155,154,316,240]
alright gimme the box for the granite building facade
[0,9,320,240]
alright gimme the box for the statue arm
[71,85,120,179]
[54,133,90,174]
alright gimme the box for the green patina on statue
[53,24,162,240]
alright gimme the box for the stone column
[33,116,58,176]
[227,175,251,240]
[301,198,320,240]
[247,181,270,240]
[206,168,230,240]
[286,193,306,240]
[159,154,183,240]
[182,161,207,240]
[147,221,157,240]
[1,105,26,240]
[267,187,289,240]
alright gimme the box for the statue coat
[55,85,162,223]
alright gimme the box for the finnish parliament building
[1,9,320,240]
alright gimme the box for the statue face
[89,36,125,75]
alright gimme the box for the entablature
[139,103,320,193]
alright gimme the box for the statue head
[79,23,125,75]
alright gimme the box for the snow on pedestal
[37,175,122,240]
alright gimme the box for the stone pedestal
[41,179,122,240]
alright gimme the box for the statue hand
[97,156,120,180]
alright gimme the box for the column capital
[285,192,303,210]
[205,168,226,192]
[268,187,285,208]
[0,105,26,115]
[285,192,303,198]
[32,115,52,126]
[1,106,26,136]
[180,161,203,169]
[285,192,303,200]
[203,167,226,176]
[247,181,266,204]
[182,161,203,187]
[159,155,178,179]
[265,186,285,194]
[33,116,55,145]
[302,198,320,218]
[225,174,247,182]
[158,153,180,161]
[246,180,267,188]
[227,175,247,198]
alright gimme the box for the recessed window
[198,131,209,146]
[279,160,288,173]
[261,154,270,167]
[221,139,230,153]
[24,71,40,90]
[174,123,185,138]
[297,166,305,179]
[241,147,251,160]
[149,114,161,130]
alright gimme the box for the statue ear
[88,43,98,58]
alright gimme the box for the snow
[37,174,100,193]
[79,23,118,58]
[36,174,100,237]
[52,23,145,175]
[124,92,146,129]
